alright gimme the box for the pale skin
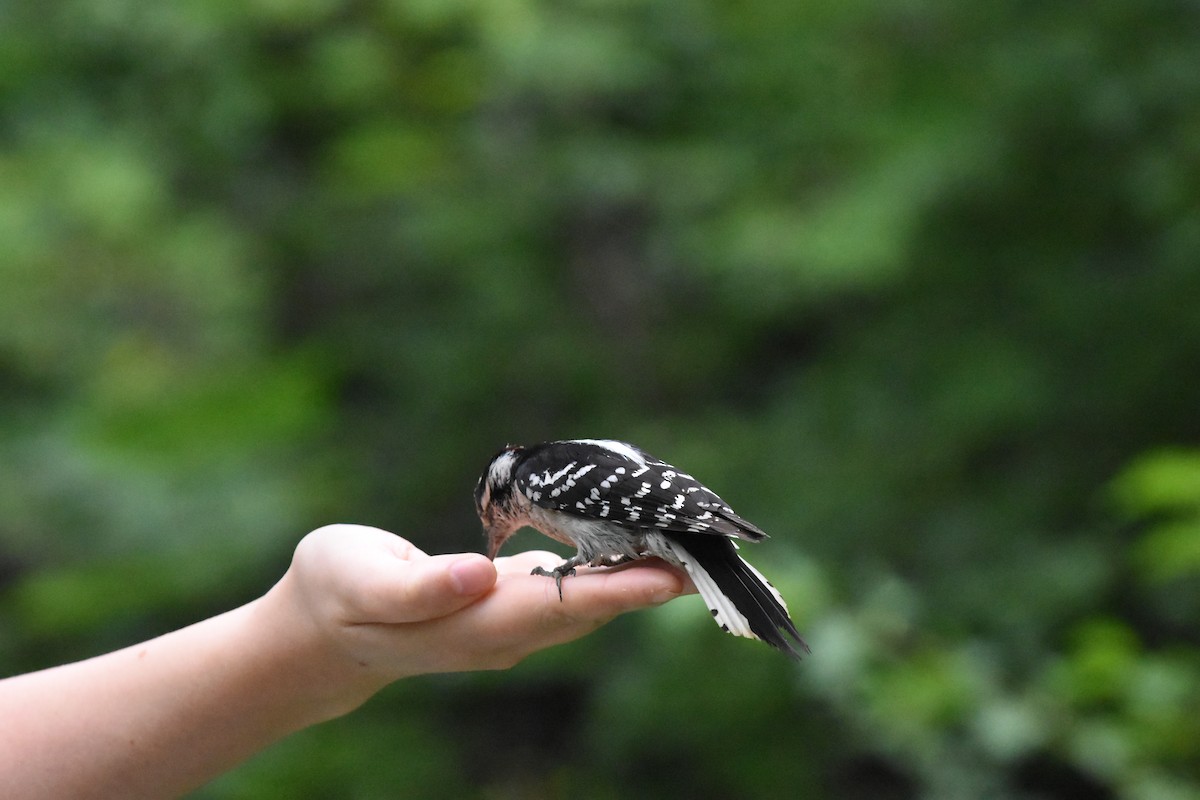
[0,524,693,799]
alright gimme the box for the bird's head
[474,445,526,559]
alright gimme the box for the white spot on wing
[571,464,597,481]
[547,463,576,485]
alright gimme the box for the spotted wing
[513,440,767,541]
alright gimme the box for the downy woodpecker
[474,439,808,658]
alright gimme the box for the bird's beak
[484,521,514,561]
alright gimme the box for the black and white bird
[474,438,809,658]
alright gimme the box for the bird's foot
[530,564,577,601]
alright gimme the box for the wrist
[250,572,392,725]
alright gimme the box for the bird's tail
[664,533,810,659]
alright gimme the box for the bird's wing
[514,441,766,541]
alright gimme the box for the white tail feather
[662,537,758,640]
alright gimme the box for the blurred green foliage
[2,0,1200,797]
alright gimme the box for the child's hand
[275,524,692,701]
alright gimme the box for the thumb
[379,553,497,623]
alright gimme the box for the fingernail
[649,588,677,605]
[449,556,495,595]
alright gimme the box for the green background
[3,1,1200,797]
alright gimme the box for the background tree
[2,0,1199,797]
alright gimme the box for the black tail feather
[671,532,810,659]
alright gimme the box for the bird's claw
[530,564,577,601]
